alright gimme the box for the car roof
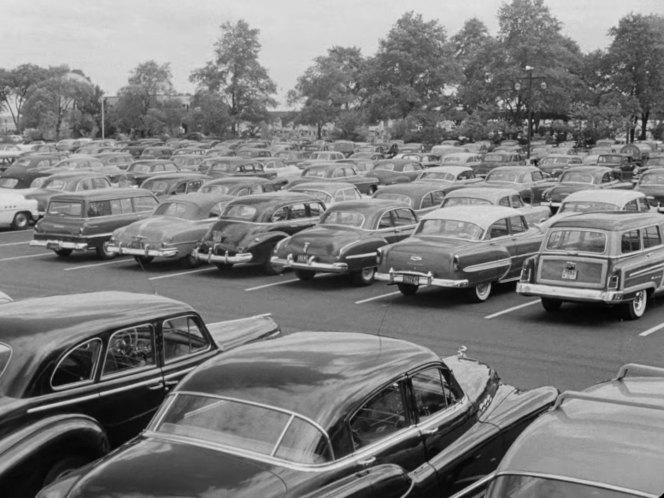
[376,182,448,195]
[421,165,472,175]
[141,172,209,181]
[177,331,438,430]
[325,198,407,214]
[423,205,521,225]
[550,211,662,230]
[290,181,356,193]
[563,189,647,203]
[496,372,664,496]
[48,187,155,201]
[445,187,520,200]
[203,176,273,186]
[224,191,318,207]
[161,192,235,207]
[561,165,612,174]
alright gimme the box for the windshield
[487,474,640,498]
[222,204,258,221]
[0,178,18,188]
[598,155,621,163]
[561,172,594,184]
[210,163,233,173]
[559,201,618,213]
[47,201,83,217]
[143,180,173,195]
[295,190,332,204]
[303,168,328,178]
[540,157,570,165]
[129,164,152,174]
[483,154,508,163]
[375,163,396,171]
[415,219,483,240]
[442,197,492,207]
[155,393,332,464]
[154,201,199,219]
[420,172,454,182]
[487,171,519,183]
[321,210,366,227]
[373,192,412,207]
[640,173,664,185]
[545,229,607,253]
[43,178,75,191]
[200,184,230,194]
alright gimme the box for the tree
[190,20,276,136]
[0,64,50,133]
[183,90,231,137]
[607,14,664,140]
[288,46,364,138]
[361,12,461,122]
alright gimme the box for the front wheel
[294,269,315,281]
[11,212,30,230]
[351,267,375,286]
[467,282,492,302]
[96,241,116,260]
[134,255,154,265]
[620,289,647,320]
[541,297,562,312]
[397,283,418,296]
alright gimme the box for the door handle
[422,427,439,435]
[165,379,180,387]
[357,456,376,466]
[147,382,164,391]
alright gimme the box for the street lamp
[514,67,546,159]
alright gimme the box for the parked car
[0,291,279,498]
[596,152,635,180]
[441,187,551,227]
[23,171,113,215]
[30,188,159,259]
[271,199,417,285]
[0,168,52,190]
[0,191,39,229]
[372,182,449,216]
[139,146,173,160]
[199,176,279,196]
[416,165,484,191]
[481,165,555,204]
[518,211,664,319]
[199,156,276,181]
[1,152,69,178]
[452,363,664,498]
[124,159,180,186]
[171,154,205,172]
[633,167,664,207]
[475,151,526,177]
[364,159,425,185]
[308,150,346,161]
[440,152,483,170]
[537,189,653,231]
[375,206,544,302]
[93,151,134,171]
[107,192,234,267]
[541,166,634,211]
[138,172,211,198]
[537,153,583,177]
[192,192,326,274]
[38,331,557,498]
[288,163,379,194]
[0,143,22,169]
[289,181,362,206]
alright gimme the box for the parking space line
[639,322,664,337]
[64,259,130,271]
[484,300,540,319]
[0,241,30,247]
[355,291,401,304]
[148,267,217,280]
[245,279,299,291]
[0,254,47,262]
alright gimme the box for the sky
[2,0,662,108]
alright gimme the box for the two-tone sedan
[288,181,362,206]
[107,192,233,267]
[364,159,425,185]
[416,165,483,188]
[271,199,417,285]
[38,332,557,498]
[375,206,544,302]
[192,192,326,274]
[373,182,449,216]
[481,165,555,204]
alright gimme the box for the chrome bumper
[30,239,88,251]
[192,248,253,265]
[517,282,623,303]
[271,255,349,273]
[107,243,179,258]
[375,269,469,288]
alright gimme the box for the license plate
[130,241,144,249]
[212,231,223,243]
[402,274,420,285]
[296,254,309,263]
[561,269,577,280]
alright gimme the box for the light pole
[100,96,105,139]
[514,66,546,159]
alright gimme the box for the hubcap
[633,290,646,314]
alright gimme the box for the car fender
[246,230,290,250]
[456,243,512,283]
[339,237,388,264]
[0,413,109,477]
[302,464,416,498]
[206,314,281,351]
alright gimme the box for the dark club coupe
[271,199,417,285]
[193,192,326,274]
[39,332,557,498]
[287,163,379,194]
[375,206,544,302]
[0,291,280,498]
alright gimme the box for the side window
[411,367,460,421]
[307,202,325,217]
[510,195,524,208]
[624,200,638,212]
[498,196,510,207]
[93,177,110,189]
[531,171,544,181]
[488,218,509,239]
[331,168,345,178]
[289,203,307,219]
[421,193,434,209]
[133,196,159,213]
[431,191,446,205]
[102,324,156,377]
[271,206,289,222]
[509,215,528,234]
[164,163,178,172]
[350,382,407,449]
[393,208,417,226]
[638,197,650,212]
[173,182,187,194]
[249,184,263,194]
[87,200,112,217]
[643,226,661,249]
[154,164,165,172]
[621,230,641,253]
[378,212,394,229]
[51,338,102,389]
[601,173,612,183]
[237,187,251,196]
[162,316,210,362]
[110,199,124,215]
[120,197,132,213]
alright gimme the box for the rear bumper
[375,269,469,288]
[517,282,623,303]
[192,248,253,265]
[271,255,349,273]
[30,239,89,251]
[106,242,179,258]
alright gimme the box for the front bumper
[106,242,179,258]
[517,282,624,304]
[30,239,88,251]
[271,255,349,274]
[192,247,253,265]
[375,269,469,288]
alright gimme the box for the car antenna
[135,257,159,295]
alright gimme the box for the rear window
[200,184,230,194]
[47,201,83,217]
[222,204,258,221]
[442,197,492,207]
[545,229,607,253]
[0,343,11,379]
[416,219,483,240]
[373,192,412,207]
[487,475,640,498]
[0,178,18,188]
[155,201,199,220]
[321,210,366,227]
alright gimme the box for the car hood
[279,225,364,257]
[63,437,287,498]
[115,216,197,242]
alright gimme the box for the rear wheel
[294,269,316,281]
[96,241,116,260]
[134,255,154,265]
[351,267,376,286]
[541,297,562,312]
[11,212,30,230]
[263,257,284,276]
[620,289,647,320]
[54,248,72,258]
[397,283,418,296]
[467,282,492,302]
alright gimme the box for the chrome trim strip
[345,252,378,260]
[98,376,165,398]
[50,338,102,392]
[163,366,197,380]
[464,258,512,272]
[271,414,294,457]
[629,262,664,278]
[27,392,101,414]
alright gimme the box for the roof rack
[614,363,664,381]
[553,390,664,412]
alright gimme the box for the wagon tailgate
[206,314,281,351]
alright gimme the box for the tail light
[452,254,460,271]
[520,257,535,283]
[376,248,383,265]
[608,270,621,289]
